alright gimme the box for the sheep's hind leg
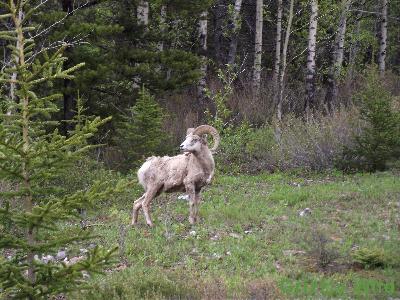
[131,194,145,225]
[141,188,159,227]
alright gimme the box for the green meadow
[73,171,400,299]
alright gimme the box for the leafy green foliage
[342,68,400,172]
[114,86,171,170]
[0,2,125,298]
[353,247,387,269]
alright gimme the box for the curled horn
[192,125,220,152]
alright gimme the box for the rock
[42,255,54,264]
[56,250,67,260]
[189,230,196,236]
[81,271,90,279]
[67,256,84,266]
[80,248,89,254]
[178,195,189,201]
[282,250,306,256]
[210,234,219,241]
[244,230,252,234]
[212,253,222,260]
[229,233,242,239]
[299,208,311,217]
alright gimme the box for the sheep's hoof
[146,222,154,227]
[189,217,196,225]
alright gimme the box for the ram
[131,125,220,227]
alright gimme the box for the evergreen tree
[0,1,124,298]
[114,86,169,169]
[343,68,400,172]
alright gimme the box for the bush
[215,109,361,174]
[341,68,400,172]
[352,247,387,269]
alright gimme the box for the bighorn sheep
[132,125,220,227]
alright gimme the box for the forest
[0,0,399,299]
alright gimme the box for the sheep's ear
[186,128,195,135]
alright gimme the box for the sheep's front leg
[185,185,196,224]
[193,192,201,223]
[131,194,145,225]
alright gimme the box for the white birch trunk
[227,0,243,66]
[137,0,149,26]
[133,1,149,88]
[273,0,282,92]
[346,6,363,83]
[197,11,208,103]
[253,0,263,92]
[158,5,166,52]
[305,0,318,115]
[378,0,388,76]
[277,0,294,121]
[324,0,351,112]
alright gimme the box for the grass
[73,171,400,299]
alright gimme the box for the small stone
[283,250,306,256]
[81,271,90,279]
[212,253,222,260]
[210,234,219,241]
[80,248,89,254]
[178,195,189,201]
[56,250,67,260]
[42,255,54,264]
[229,233,242,239]
[299,208,311,217]
[244,230,252,234]
[226,251,231,256]
[189,230,196,236]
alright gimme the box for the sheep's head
[180,125,220,154]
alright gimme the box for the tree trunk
[12,1,35,284]
[213,0,225,65]
[8,10,23,116]
[197,11,208,113]
[324,0,351,113]
[61,0,74,134]
[277,0,294,121]
[253,0,263,92]
[227,0,243,66]
[304,0,318,116]
[137,0,149,26]
[273,0,282,100]
[346,4,363,84]
[158,5,166,52]
[378,0,387,76]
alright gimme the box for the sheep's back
[137,155,189,191]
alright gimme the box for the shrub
[341,68,400,172]
[352,247,387,269]
[215,109,361,174]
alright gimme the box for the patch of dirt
[247,279,283,300]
